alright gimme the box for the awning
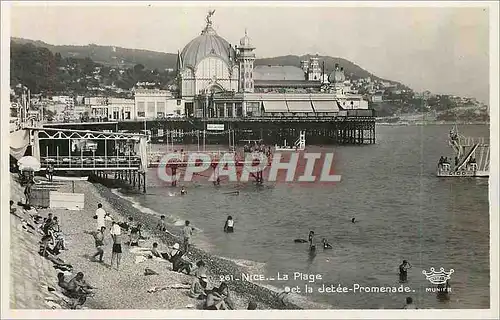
[312,101,339,112]
[262,101,288,112]
[286,101,313,112]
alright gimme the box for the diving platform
[436,127,489,178]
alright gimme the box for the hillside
[11,37,178,71]
[10,37,396,83]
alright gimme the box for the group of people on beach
[11,196,97,309]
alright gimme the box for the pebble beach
[9,173,304,310]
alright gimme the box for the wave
[110,188,203,233]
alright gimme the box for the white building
[52,95,74,106]
[134,89,184,119]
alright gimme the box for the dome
[180,25,236,70]
[239,29,251,47]
[328,66,346,83]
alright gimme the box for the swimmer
[224,216,234,233]
[322,238,332,249]
[351,217,356,223]
[180,186,187,195]
[294,239,307,243]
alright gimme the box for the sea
[112,124,490,309]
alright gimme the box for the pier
[43,112,376,146]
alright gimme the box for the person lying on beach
[189,274,208,300]
[129,242,169,261]
[204,282,234,310]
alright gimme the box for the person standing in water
[308,231,315,247]
[224,216,234,233]
[399,260,412,282]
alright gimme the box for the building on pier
[176,11,370,119]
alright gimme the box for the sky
[8,2,491,103]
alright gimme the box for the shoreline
[90,176,310,310]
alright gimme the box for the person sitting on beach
[10,200,16,215]
[129,224,142,247]
[84,227,106,263]
[169,244,192,274]
[191,260,208,278]
[49,217,67,251]
[223,216,234,233]
[67,272,95,297]
[156,215,167,232]
[322,238,333,249]
[58,273,90,307]
[150,242,163,259]
[42,213,54,236]
[189,273,208,300]
[204,282,234,310]
[277,286,291,307]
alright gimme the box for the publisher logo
[422,267,454,285]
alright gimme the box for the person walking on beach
[94,203,106,230]
[85,226,106,263]
[223,216,234,233]
[182,220,194,253]
[110,222,122,270]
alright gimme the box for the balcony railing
[40,155,142,169]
